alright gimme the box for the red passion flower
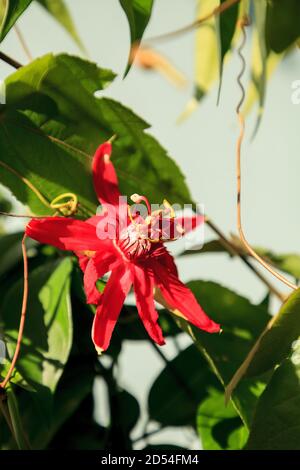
[25,141,220,352]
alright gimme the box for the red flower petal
[152,261,220,333]
[155,246,178,276]
[92,141,122,208]
[84,252,120,305]
[83,258,103,305]
[92,264,132,352]
[133,265,165,346]
[175,214,204,234]
[25,217,105,251]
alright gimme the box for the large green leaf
[197,389,248,450]
[48,392,106,450]
[119,0,154,74]
[6,384,30,449]
[193,0,219,104]
[148,344,222,427]
[0,0,32,42]
[175,281,271,428]
[1,257,73,393]
[242,288,300,378]
[1,53,192,215]
[32,360,95,448]
[246,343,300,450]
[36,0,85,52]
[266,0,300,52]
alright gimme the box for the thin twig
[206,218,286,302]
[235,18,297,291]
[14,25,32,61]
[0,235,28,389]
[132,425,163,444]
[0,211,49,219]
[0,51,21,69]
[146,0,240,44]
[0,159,51,209]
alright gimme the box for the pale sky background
[0,0,299,449]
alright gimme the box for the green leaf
[6,384,30,449]
[36,0,85,52]
[243,288,300,378]
[243,50,286,117]
[216,0,239,103]
[2,53,192,215]
[148,344,221,427]
[0,360,35,391]
[176,281,271,427]
[0,0,32,42]
[197,389,248,450]
[119,0,154,74]
[32,360,95,448]
[48,392,106,449]
[118,389,140,433]
[247,343,300,450]
[250,0,268,136]
[1,257,73,393]
[266,0,300,53]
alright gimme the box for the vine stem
[0,235,28,390]
[0,51,21,69]
[223,17,299,403]
[205,218,286,302]
[0,160,51,209]
[14,25,32,61]
[235,18,297,292]
[145,0,240,44]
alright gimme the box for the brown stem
[0,235,28,389]
[0,51,21,69]
[235,19,297,292]
[206,218,286,302]
[146,0,240,44]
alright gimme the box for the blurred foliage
[180,0,299,132]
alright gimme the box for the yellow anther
[83,250,96,258]
[128,205,138,226]
[130,193,142,203]
[163,199,175,218]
